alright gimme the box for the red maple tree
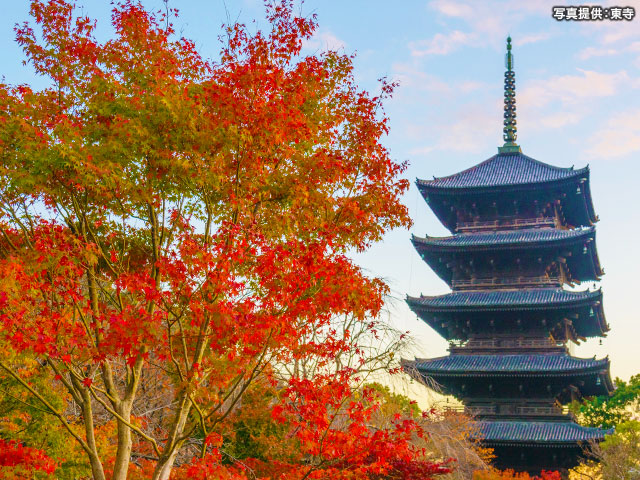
[0,439,58,478]
[0,1,452,479]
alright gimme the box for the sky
[1,1,639,388]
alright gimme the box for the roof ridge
[413,354,609,372]
[420,152,589,189]
[411,286,598,300]
[515,152,581,173]
[414,226,595,243]
[477,420,613,431]
[416,353,608,361]
[427,154,499,184]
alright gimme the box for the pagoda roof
[412,226,603,284]
[412,226,594,249]
[416,152,597,231]
[407,287,607,341]
[417,152,588,190]
[410,353,609,375]
[405,352,613,397]
[475,420,612,444]
[407,287,601,312]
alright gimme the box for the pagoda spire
[498,36,521,153]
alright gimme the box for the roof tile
[413,227,594,248]
[407,288,601,310]
[418,152,587,189]
[475,421,612,443]
[410,354,608,373]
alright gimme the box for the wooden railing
[467,406,498,415]
[516,405,564,416]
[452,275,561,290]
[461,338,562,349]
[444,404,572,417]
[456,216,558,232]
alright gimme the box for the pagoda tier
[477,421,613,472]
[417,152,596,233]
[404,353,613,400]
[411,227,602,287]
[407,288,608,341]
[405,37,613,474]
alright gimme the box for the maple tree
[0,438,57,479]
[0,1,457,479]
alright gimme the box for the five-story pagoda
[404,37,613,474]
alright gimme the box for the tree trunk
[80,392,107,480]
[151,397,192,480]
[111,402,133,480]
[152,450,181,480]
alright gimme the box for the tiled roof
[418,152,588,189]
[407,288,601,311]
[412,227,594,248]
[411,354,609,374]
[475,421,612,443]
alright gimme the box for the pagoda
[404,37,613,474]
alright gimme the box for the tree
[568,374,640,478]
[571,421,640,480]
[570,375,640,429]
[591,421,640,480]
[473,469,562,480]
[0,1,453,479]
[364,384,491,480]
[0,438,57,479]
[0,354,94,479]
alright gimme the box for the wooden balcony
[449,336,567,355]
[452,275,562,290]
[443,404,573,418]
[515,405,566,416]
[456,216,558,233]
[468,405,498,415]
[459,338,561,349]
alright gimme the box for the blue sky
[2,1,639,383]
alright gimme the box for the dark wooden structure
[404,37,613,474]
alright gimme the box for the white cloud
[392,62,453,93]
[441,109,499,151]
[407,104,501,154]
[516,70,634,136]
[519,70,630,109]
[459,81,485,93]
[404,1,556,61]
[408,145,436,156]
[600,27,639,46]
[426,0,558,47]
[587,109,640,158]
[577,47,618,60]
[515,33,551,46]
[302,30,345,52]
[428,0,474,18]
[578,1,640,46]
[409,30,475,56]
[538,112,582,128]
[392,62,492,97]
[577,42,640,60]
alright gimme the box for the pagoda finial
[498,36,521,153]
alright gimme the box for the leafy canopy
[571,375,640,429]
[0,1,457,480]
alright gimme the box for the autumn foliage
[0,439,57,478]
[473,469,562,480]
[0,1,456,479]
